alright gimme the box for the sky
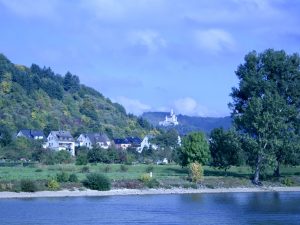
[0,0,300,117]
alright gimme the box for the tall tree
[180,132,210,166]
[230,49,300,184]
[209,128,242,171]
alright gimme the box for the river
[0,192,299,224]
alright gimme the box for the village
[14,110,181,162]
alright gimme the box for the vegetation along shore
[1,49,300,195]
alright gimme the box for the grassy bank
[0,163,300,192]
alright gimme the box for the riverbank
[1,186,300,199]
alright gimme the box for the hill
[142,112,232,135]
[0,54,152,138]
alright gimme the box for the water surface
[0,192,299,225]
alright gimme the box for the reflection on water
[0,192,299,225]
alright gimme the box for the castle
[159,109,179,126]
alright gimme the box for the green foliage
[76,152,88,165]
[140,173,151,183]
[69,173,78,182]
[0,54,153,146]
[146,165,154,173]
[81,166,90,173]
[83,173,111,191]
[120,164,128,172]
[20,179,37,192]
[210,128,243,171]
[153,129,179,148]
[281,177,294,187]
[188,162,204,182]
[230,49,300,184]
[55,150,73,164]
[47,179,60,190]
[180,132,210,166]
[56,171,70,182]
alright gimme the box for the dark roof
[18,129,45,139]
[85,133,110,145]
[51,131,74,141]
[126,137,142,145]
[113,138,130,145]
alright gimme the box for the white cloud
[194,29,236,54]
[0,0,58,18]
[129,29,167,53]
[114,96,151,115]
[172,97,221,117]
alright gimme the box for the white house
[45,131,75,156]
[137,135,158,153]
[159,109,179,126]
[77,133,111,149]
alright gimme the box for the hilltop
[0,54,152,137]
[142,112,232,135]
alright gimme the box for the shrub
[120,164,128,172]
[35,168,43,172]
[140,174,151,183]
[81,166,90,173]
[104,165,111,173]
[145,179,160,188]
[55,150,73,164]
[188,162,204,182]
[20,179,37,192]
[56,172,70,182]
[281,177,294,187]
[145,165,154,173]
[47,179,60,190]
[83,173,111,191]
[69,173,78,182]
[76,153,88,165]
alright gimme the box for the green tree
[210,128,242,171]
[180,132,210,166]
[230,49,300,184]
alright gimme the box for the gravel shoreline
[1,187,300,199]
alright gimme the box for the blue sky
[1,0,300,116]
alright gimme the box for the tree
[230,49,300,184]
[63,72,80,92]
[180,132,210,166]
[209,128,242,171]
[0,125,12,147]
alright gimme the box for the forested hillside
[142,112,231,135]
[0,54,152,138]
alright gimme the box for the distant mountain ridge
[142,112,232,135]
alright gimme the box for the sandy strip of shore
[0,187,300,199]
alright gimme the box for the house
[113,138,131,150]
[126,137,142,148]
[16,129,45,140]
[137,135,158,153]
[77,133,111,149]
[45,131,75,156]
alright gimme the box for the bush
[104,165,111,173]
[47,179,60,190]
[76,153,88,165]
[69,173,78,182]
[188,162,204,182]
[281,177,294,187]
[35,168,43,172]
[81,166,90,173]
[55,150,73,164]
[20,179,37,192]
[140,173,151,183]
[120,164,128,172]
[56,171,70,182]
[145,179,160,188]
[145,165,154,173]
[83,173,111,191]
